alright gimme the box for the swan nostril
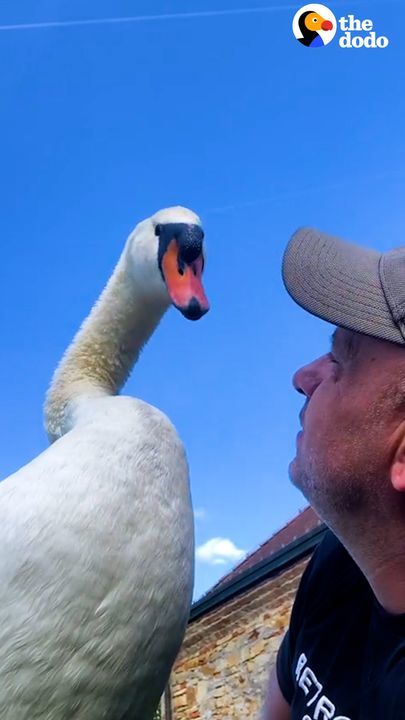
[178,268,184,276]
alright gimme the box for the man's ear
[390,433,405,492]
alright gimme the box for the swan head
[127,206,209,321]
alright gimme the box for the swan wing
[0,396,194,719]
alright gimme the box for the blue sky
[0,0,404,599]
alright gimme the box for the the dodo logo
[293,4,337,47]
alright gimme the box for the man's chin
[288,457,300,487]
[288,456,308,495]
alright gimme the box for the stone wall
[163,555,310,720]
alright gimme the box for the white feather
[0,206,202,719]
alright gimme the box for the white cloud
[196,537,246,566]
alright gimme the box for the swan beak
[161,239,210,321]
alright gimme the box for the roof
[210,505,322,592]
[190,507,326,622]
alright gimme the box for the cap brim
[282,228,404,345]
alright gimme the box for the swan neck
[44,250,169,441]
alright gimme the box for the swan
[0,206,209,719]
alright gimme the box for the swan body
[0,207,208,719]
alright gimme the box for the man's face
[290,328,405,521]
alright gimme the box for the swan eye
[155,224,161,237]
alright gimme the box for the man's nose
[292,356,327,397]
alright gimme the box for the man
[264,228,405,720]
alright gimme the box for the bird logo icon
[293,4,337,47]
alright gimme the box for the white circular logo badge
[292,4,337,47]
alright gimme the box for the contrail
[204,170,405,215]
[0,6,313,31]
[0,2,368,32]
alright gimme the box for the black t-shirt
[277,531,405,719]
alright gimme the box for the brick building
[161,507,326,720]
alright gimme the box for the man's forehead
[331,327,359,351]
[331,326,405,362]
[331,327,365,358]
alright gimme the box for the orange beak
[161,239,209,320]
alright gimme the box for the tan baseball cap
[282,228,405,345]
